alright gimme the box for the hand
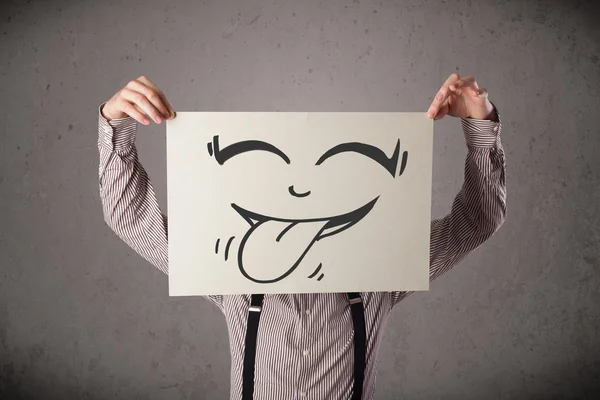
[427,73,497,121]
[101,76,175,125]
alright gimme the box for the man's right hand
[101,76,175,125]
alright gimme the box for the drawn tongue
[240,219,329,281]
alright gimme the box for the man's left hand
[427,73,497,121]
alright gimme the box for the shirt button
[492,125,499,132]
[300,392,307,398]
[305,309,311,315]
[303,350,310,356]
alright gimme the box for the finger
[131,103,172,120]
[133,103,148,115]
[475,87,488,98]
[449,75,477,92]
[126,79,171,119]
[137,76,175,118]
[120,88,164,124]
[428,73,461,118]
[434,103,450,120]
[137,76,175,117]
[116,98,150,125]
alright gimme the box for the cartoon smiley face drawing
[166,112,433,295]
[208,134,408,284]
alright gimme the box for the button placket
[298,294,311,399]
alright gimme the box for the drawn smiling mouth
[228,197,379,284]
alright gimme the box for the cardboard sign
[167,112,433,295]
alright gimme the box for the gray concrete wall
[1,0,599,398]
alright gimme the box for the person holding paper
[97,73,505,400]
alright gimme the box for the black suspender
[242,293,366,400]
[242,294,265,400]
[347,292,366,400]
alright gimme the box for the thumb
[433,103,450,120]
[475,88,489,98]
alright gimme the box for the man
[97,73,506,400]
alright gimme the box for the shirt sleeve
[97,103,224,307]
[390,102,507,305]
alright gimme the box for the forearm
[391,105,506,304]
[97,103,169,275]
[429,136,506,280]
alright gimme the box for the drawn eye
[208,135,291,165]
[315,140,407,178]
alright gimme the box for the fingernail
[143,118,150,125]
[437,93,443,100]
[164,112,170,119]
[427,111,434,118]
[155,115,163,123]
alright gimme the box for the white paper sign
[167,113,433,295]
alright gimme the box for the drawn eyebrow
[208,135,291,165]
[315,140,408,178]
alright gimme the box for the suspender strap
[242,294,264,400]
[348,292,366,400]
[242,293,366,400]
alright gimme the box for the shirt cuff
[461,101,502,148]
[98,102,138,154]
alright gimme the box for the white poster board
[167,113,433,295]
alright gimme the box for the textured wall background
[1,0,599,399]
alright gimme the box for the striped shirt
[97,103,506,400]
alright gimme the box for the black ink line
[276,222,298,242]
[237,220,323,284]
[398,150,408,176]
[232,196,378,228]
[212,135,290,165]
[235,197,379,284]
[215,238,220,254]
[315,140,401,178]
[289,185,311,198]
[224,236,235,261]
[317,273,324,281]
[207,142,213,156]
[308,263,322,279]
